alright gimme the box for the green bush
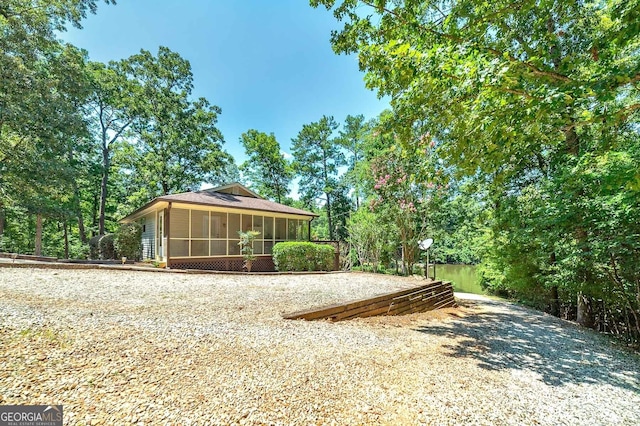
[98,234,116,259]
[89,234,117,260]
[272,242,335,272]
[88,235,101,260]
[115,223,142,260]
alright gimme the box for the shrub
[88,235,101,260]
[89,234,117,260]
[272,242,335,272]
[98,234,116,260]
[115,223,142,261]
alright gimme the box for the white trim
[167,202,312,220]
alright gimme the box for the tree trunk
[0,201,4,236]
[549,252,560,316]
[34,214,43,256]
[326,191,333,240]
[99,143,109,236]
[577,292,594,328]
[550,285,560,317]
[91,186,99,237]
[63,220,69,259]
[68,148,87,243]
[401,245,407,276]
[565,123,595,327]
[75,190,87,243]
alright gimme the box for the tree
[1,0,114,238]
[338,114,367,208]
[313,0,640,336]
[369,135,439,275]
[239,130,292,202]
[121,47,232,203]
[348,209,390,273]
[291,116,344,240]
[1,43,92,255]
[86,60,139,236]
[427,180,487,265]
[1,0,114,255]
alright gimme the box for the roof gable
[207,183,262,199]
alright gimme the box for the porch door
[157,210,165,260]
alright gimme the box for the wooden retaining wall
[283,280,456,322]
[0,252,58,262]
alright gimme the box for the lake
[432,264,484,295]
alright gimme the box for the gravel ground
[1,267,639,425]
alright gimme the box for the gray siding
[140,213,155,260]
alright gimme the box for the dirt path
[0,268,638,425]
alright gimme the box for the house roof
[120,183,318,222]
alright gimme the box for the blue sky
[61,0,388,165]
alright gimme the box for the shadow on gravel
[415,298,640,392]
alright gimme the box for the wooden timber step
[283,280,457,322]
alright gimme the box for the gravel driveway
[1,268,638,425]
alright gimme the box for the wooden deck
[283,280,456,322]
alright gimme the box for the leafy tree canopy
[120,47,232,203]
[239,129,292,203]
[312,0,640,179]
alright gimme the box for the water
[433,264,484,295]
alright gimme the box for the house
[119,183,319,271]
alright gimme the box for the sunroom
[119,183,318,271]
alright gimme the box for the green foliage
[114,222,142,260]
[292,116,345,240]
[347,209,392,273]
[272,242,334,272]
[368,131,441,275]
[338,114,368,208]
[86,60,138,235]
[239,130,292,203]
[88,233,116,260]
[120,46,233,202]
[0,0,116,257]
[428,181,487,265]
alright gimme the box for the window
[242,214,252,232]
[210,212,227,238]
[228,214,241,239]
[191,210,209,238]
[288,219,297,240]
[228,239,240,255]
[264,217,274,239]
[170,239,189,257]
[253,240,263,255]
[191,240,208,257]
[170,209,189,238]
[275,218,286,240]
[253,216,263,236]
[210,240,226,255]
[264,240,274,254]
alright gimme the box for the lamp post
[419,238,434,280]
